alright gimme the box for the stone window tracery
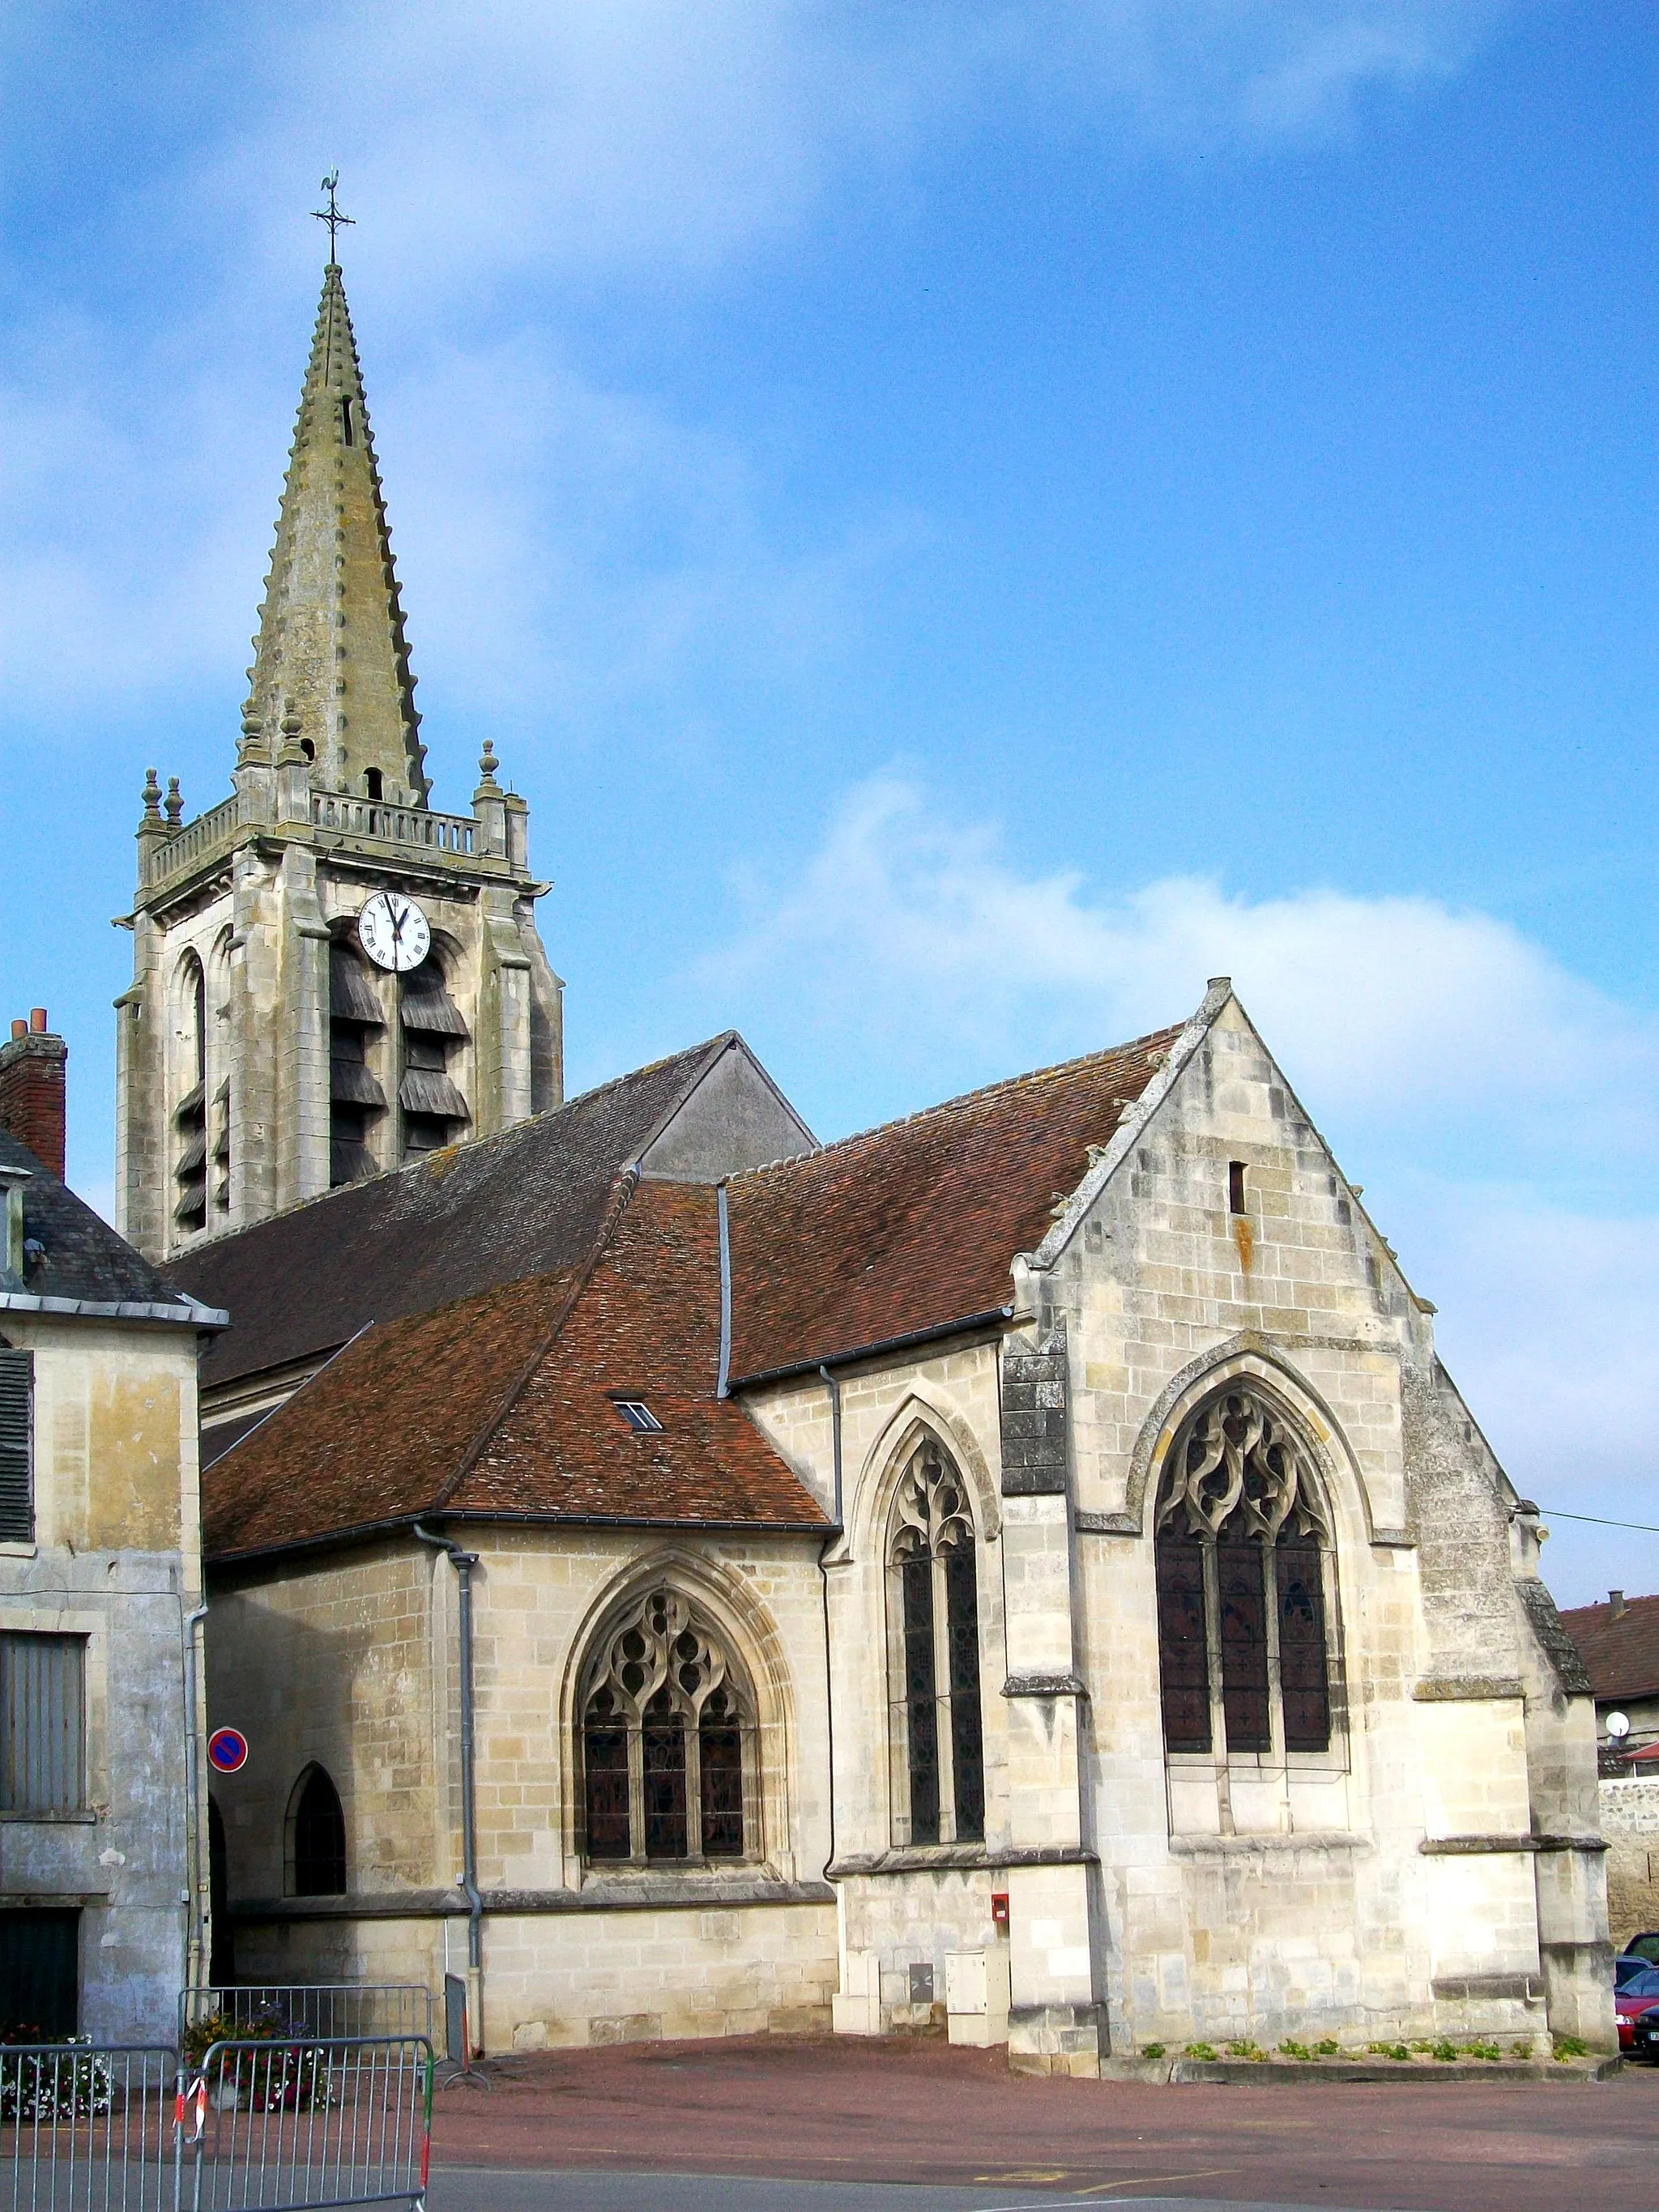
[579,1589,754,1866]
[887,1437,985,1846]
[1154,1387,1334,1760]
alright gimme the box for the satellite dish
[1607,1711,1631,1740]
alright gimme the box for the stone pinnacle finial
[476,740,503,795]
[164,777,183,827]
[140,768,163,824]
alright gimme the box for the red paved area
[429,2033,1659,2210]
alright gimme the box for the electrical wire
[1538,1507,1659,1536]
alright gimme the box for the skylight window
[614,1400,663,1434]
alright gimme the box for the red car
[1614,1964,1659,2053]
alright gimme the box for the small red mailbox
[990,1891,1010,1929]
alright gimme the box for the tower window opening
[329,940,386,1187]
[173,957,208,1237]
[1228,1161,1247,1216]
[365,769,383,801]
[340,396,354,446]
[399,956,470,1162]
[299,739,315,763]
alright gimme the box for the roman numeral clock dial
[357,890,431,973]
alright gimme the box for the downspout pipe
[415,1524,484,2054]
[181,1600,210,1997]
[816,1365,844,1962]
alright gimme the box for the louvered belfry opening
[173,957,208,1232]
[399,956,469,1161]
[329,940,386,1187]
[0,1347,31,1545]
[1154,1386,1335,1762]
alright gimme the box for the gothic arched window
[1154,1387,1334,1759]
[579,1589,754,1865]
[287,1764,347,1896]
[888,1437,985,1846]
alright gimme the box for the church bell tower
[115,251,563,1263]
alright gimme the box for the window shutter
[0,1349,32,1545]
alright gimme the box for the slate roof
[203,1177,825,1560]
[0,1129,199,1313]
[1559,1593,1659,1703]
[173,1036,742,1392]
[723,1025,1181,1383]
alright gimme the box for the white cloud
[201,3,1516,299]
[0,2,1519,716]
[704,771,1659,1607]
[710,771,1656,1170]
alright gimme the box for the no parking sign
[207,1727,249,1775]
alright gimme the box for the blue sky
[2,1,1655,1603]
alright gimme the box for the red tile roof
[174,1036,748,1391]
[723,1025,1179,1382]
[203,1178,825,1561]
[1559,1593,1659,1703]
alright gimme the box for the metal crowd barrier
[0,2044,178,2211]
[2,2035,432,2212]
[178,1991,435,2045]
[178,2037,433,2212]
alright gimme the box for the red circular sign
[207,1728,249,1775]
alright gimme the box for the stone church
[121,258,1613,2069]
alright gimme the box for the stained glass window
[889,1437,985,1845]
[579,1589,754,1863]
[1154,1386,1335,1764]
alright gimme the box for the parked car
[1614,1965,1659,2052]
[1615,1954,1653,1990]
[1620,1932,1659,1966]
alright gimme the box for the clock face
[357,890,431,974]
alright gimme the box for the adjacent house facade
[0,1016,222,2039]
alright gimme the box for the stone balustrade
[310,792,476,856]
[139,787,485,894]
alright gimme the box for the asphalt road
[427,2177,1384,2212]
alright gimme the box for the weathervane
[313,171,354,264]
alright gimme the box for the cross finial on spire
[313,171,354,266]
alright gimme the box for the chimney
[1610,1590,1627,1619]
[0,1011,67,1182]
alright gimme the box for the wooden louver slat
[0,1350,33,1545]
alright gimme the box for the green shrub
[1366,2040,1411,2061]
[1226,2038,1266,2061]
[1312,2039,1340,2056]
[1511,2040,1532,2058]
[1183,2042,1218,2061]
[1430,2040,1459,2063]
[1552,2034,1589,2061]
[1466,2041,1503,2061]
[1141,2044,1166,2061]
[1277,2039,1313,2061]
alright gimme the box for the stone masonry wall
[209,1524,836,2051]
[1601,1778,1659,1947]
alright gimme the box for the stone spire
[245,263,429,804]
